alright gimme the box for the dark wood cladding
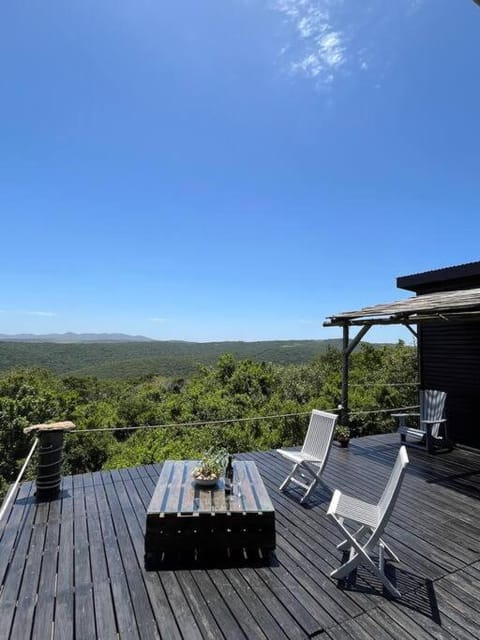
[420,322,480,448]
[397,261,480,449]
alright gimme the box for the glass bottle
[225,454,233,494]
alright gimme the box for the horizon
[1,1,479,344]
[0,331,407,345]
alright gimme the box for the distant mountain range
[0,332,153,343]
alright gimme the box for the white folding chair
[277,410,338,503]
[327,446,409,597]
[393,389,450,453]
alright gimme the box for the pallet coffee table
[145,459,275,567]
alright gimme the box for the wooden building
[325,261,480,449]
[398,262,480,449]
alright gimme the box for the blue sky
[1,1,479,342]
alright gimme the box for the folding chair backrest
[301,410,338,463]
[377,446,409,527]
[421,389,446,436]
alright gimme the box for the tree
[0,345,418,500]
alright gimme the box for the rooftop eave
[324,309,480,328]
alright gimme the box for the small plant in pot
[335,425,351,448]
[192,447,229,486]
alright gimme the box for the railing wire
[0,403,420,522]
[67,411,314,434]
[0,438,38,524]
[67,404,420,435]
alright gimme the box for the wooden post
[341,324,349,428]
[23,421,76,499]
[340,324,371,431]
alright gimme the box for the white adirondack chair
[392,389,450,453]
[327,446,409,598]
[277,410,338,503]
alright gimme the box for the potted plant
[335,425,351,448]
[192,447,229,486]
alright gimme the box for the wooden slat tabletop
[149,460,274,517]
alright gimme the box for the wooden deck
[1,433,480,639]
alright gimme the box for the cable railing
[349,382,418,387]
[0,438,38,524]
[66,410,314,434]
[65,403,420,435]
[0,401,419,524]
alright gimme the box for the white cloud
[320,31,344,67]
[274,0,345,84]
[270,0,425,87]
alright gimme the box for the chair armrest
[327,489,342,516]
[420,418,447,425]
[392,412,420,418]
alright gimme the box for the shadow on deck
[1,433,480,639]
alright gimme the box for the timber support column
[341,325,349,428]
[340,323,371,432]
[23,421,76,499]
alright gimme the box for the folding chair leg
[337,525,368,551]
[331,545,401,597]
[379,540,384,573]
[300,477,319,503]
[330,550,362,580]
[280,461,327,502]
[426,424,434,454]
[379,538,399,564]
[279,463,300,492]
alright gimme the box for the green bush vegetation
[0,338,357,379]
[0,342,417,501]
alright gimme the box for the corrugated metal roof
[398,260,480,292]
[325,287,480,326]
[399,260,480,282]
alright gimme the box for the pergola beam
[404,323,418,339]
[326,287,480,430]
[345,324,371,356]
[325,310,480,328]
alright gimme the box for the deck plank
[9,515,47,639]
[73,474,97,640]
[92,478,141,639]
[0,481,35,587]
[107,472,184,640]
[83,475,118,640]
[0,482,37,640]
[31,498,61,640]
[54,475,75,640]
[175,570,225,640]
[101,475,162,640]
[2,434,480,640]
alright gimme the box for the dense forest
[1,338,362,378]
[0,342,417,500]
